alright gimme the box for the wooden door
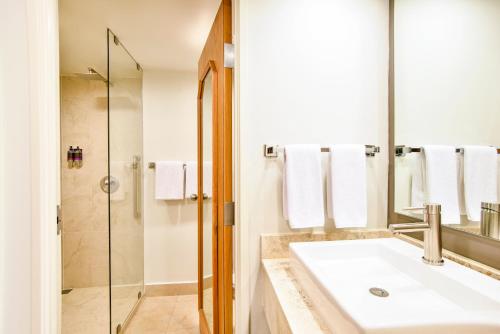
[197,1,233,333]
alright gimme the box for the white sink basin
[290,238,500,334]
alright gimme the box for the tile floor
[124,294,199,334]
[62,285,144,334]
[62,287,109,334]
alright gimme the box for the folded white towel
[110,161,127,201]
[423,145,460,224]
[185,161,213,199]
[326,145,367,228]
[463,146,498,221]
[409,153,425,208]
[282,145,324,229]
[155,161,185,200]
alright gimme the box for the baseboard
[145,281,197,297]
[145,277,213,297]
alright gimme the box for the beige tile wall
[60,76,109,289]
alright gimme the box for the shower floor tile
[62,286,109,334]
[124,294,199,334]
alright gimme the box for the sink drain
[369,287,389,298]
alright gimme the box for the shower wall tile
[61,76,144,291]
[61,77,109,289]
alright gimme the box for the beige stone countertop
[261,228,392,259]
[262,234,500,334]
[262,258,329,334]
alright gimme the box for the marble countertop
[262,258,329,334]
[261,233,500,334]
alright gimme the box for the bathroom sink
[289,238,500,334]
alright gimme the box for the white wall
[1,0,60,332]
[394,0,500,211]
[238,0,389,332]
[142,70,200,285]
[0,1,32,332]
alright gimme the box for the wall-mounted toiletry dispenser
[67,146,75,168]
[74,146,83,168]
[67,146,83,169]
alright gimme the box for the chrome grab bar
[132,155,141,219]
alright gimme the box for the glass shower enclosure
[60,29,143,334]
[107,29,144,333]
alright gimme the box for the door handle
[190,193,209,201]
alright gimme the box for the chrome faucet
[390,203,444,266]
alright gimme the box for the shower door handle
[132,155,142,219]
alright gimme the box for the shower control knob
[100,176,120,194]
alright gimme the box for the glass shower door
[107,29,144,333]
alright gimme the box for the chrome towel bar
[263,144,380,158]
[395,145,500,157]
[148,162,187,169]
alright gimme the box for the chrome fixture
[108,29,142,73]
[74,67,108,82]
[148,162,187,170]
[132,156,142,218]
[100,175,120,194]
[263,144,381,158]
[224,43,235,69]
[190,193,209,201]
[481,202,500,239]
[390,203,444,266]
[395,145,500,157]
[369,287,389,298]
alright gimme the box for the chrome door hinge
[224,202,235,226]
[57,205,62,235]
[224,43,235,69]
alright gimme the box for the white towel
[326,145,367,228]
[463,146,498,221]
[155,161,185,200]
[409,153,425,208]
[282,145,324,229]
[185,161,213,199]
[110,161,127,201]
[422,145,460,224]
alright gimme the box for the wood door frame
[198,1,233,333]
[198,60,219,333]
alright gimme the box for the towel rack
[263,145,381,158]
[148,162,187,169]
[395,145,500,157]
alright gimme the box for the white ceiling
[59,0,220,75]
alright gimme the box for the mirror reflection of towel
[410,153,425,208]
[422,146,460,225]
[463,146,498,221]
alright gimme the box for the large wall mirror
[390,0,500,264]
